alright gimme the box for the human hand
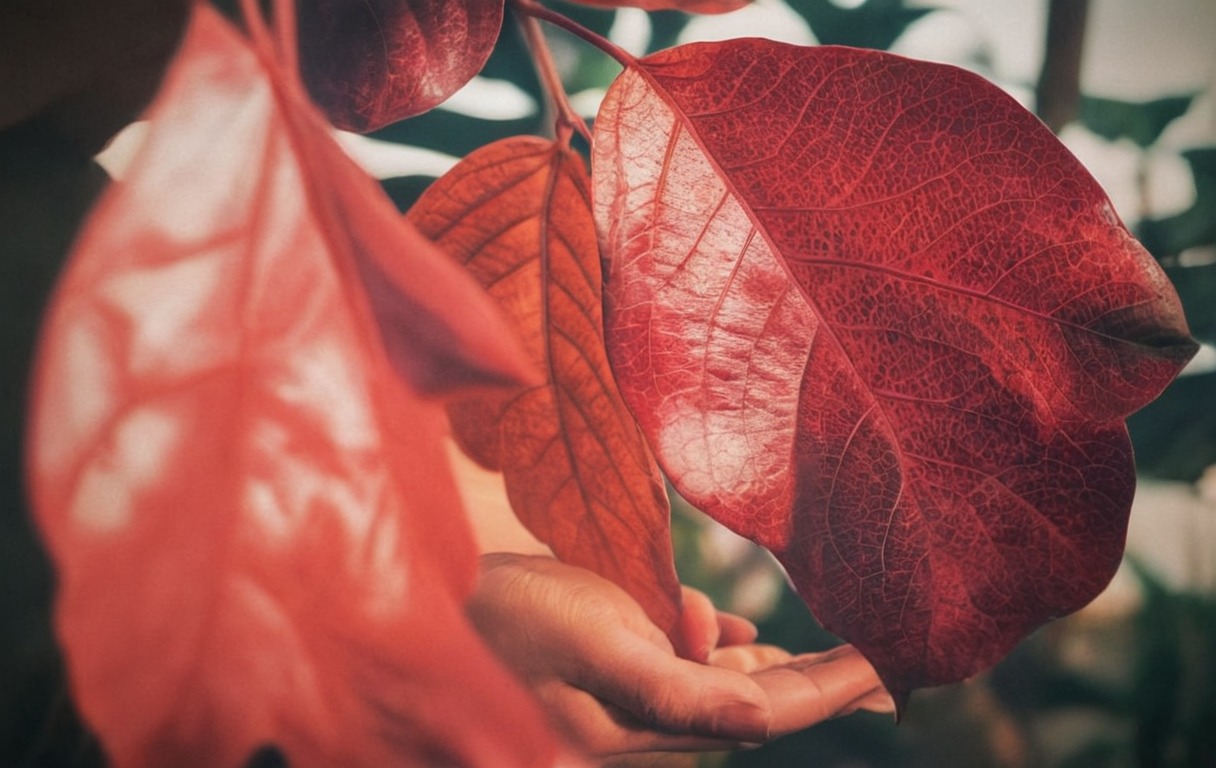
[467,553,894,758]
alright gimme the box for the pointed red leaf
[408,136,683,634]
[298,0,504,132]
[27,6,557,765]
[593,40,1197,697]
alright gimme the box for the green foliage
[1164,262,1216,345]
[1128,561,1216,768]
[785,0,932,50]
[1141,148,1216,259]
[1128,372,1216,482]
[1080,94,1196,149]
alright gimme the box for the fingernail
[715,700,771,743]
[818,644,854,661]
[873,690,897,714]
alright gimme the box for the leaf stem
[515,8,593,146]
[239,0,278,62]
[511,0,637,70]
[274,0,299,81]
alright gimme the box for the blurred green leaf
[1080,94,1195,148]
[1126,560,1216,768]
[1056,740,1123,768]
[381,176,435,214]
[1128,560,1184,767]
[545,1,623,92]
[1127,371,1216,482]
[1140,148,1216,258]
[786,0,933,50]
[370,110,541,162]
[990,637,1129,716]
[647,10,691,54]
[1165,262,1216,345]
[481,12,546,98]
[549,0,617,39]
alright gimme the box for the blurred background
[334,1,1216,765]
[7,0,1215,765]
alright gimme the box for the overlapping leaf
[408,136,683,633]
[298,0,504,132]
[26,6,556,765]
[593,40,1197,699]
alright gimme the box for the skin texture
[469,553,895,758]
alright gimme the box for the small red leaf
[27,6,556,765]
[408,136,683,634]
[593,40,1197,696]
[298,0,504,132]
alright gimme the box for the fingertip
[715,610,759,646]
[710,695,772,744]
[674,587,719,661]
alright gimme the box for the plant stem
[274,0,299,81]
[511,0,637,70]
[515,7,593,146]
[1035,0,1090,132]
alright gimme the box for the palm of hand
[468,554,893,758]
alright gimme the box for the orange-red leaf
[408,136,683,634]
[298,0,504,132]
[594,40,1197,698]
[26,6,556,765]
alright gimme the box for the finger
[840,685,898,717]
[542,682,763,757]
[564,630,773,743]
[748,645,889,737]
[716,609,758,647]
[672,587,720,662]
[709,643,793,674]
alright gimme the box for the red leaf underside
[27,6,555,765]
[409,136,683,634]
[298,0,505,132]
[593,40,1196,697]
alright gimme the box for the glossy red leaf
[298,0,504,132]
[408,136,683,634]
[27,6,557,765]
[593,40,1197,698]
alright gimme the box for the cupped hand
[467,553,894,758]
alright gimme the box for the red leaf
[566,0,749,14]
[593,40,1197,697]
[27,6,557,765]
[298,0,504,132]
[408,136,683,635]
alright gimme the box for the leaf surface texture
[593,40,1197,696]
[299,0,504,131]
[409,136,683,633]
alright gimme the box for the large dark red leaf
[593,40,1197,698]
[26,6,557,765]
[408,136,683,635]
[298,0,504,132]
